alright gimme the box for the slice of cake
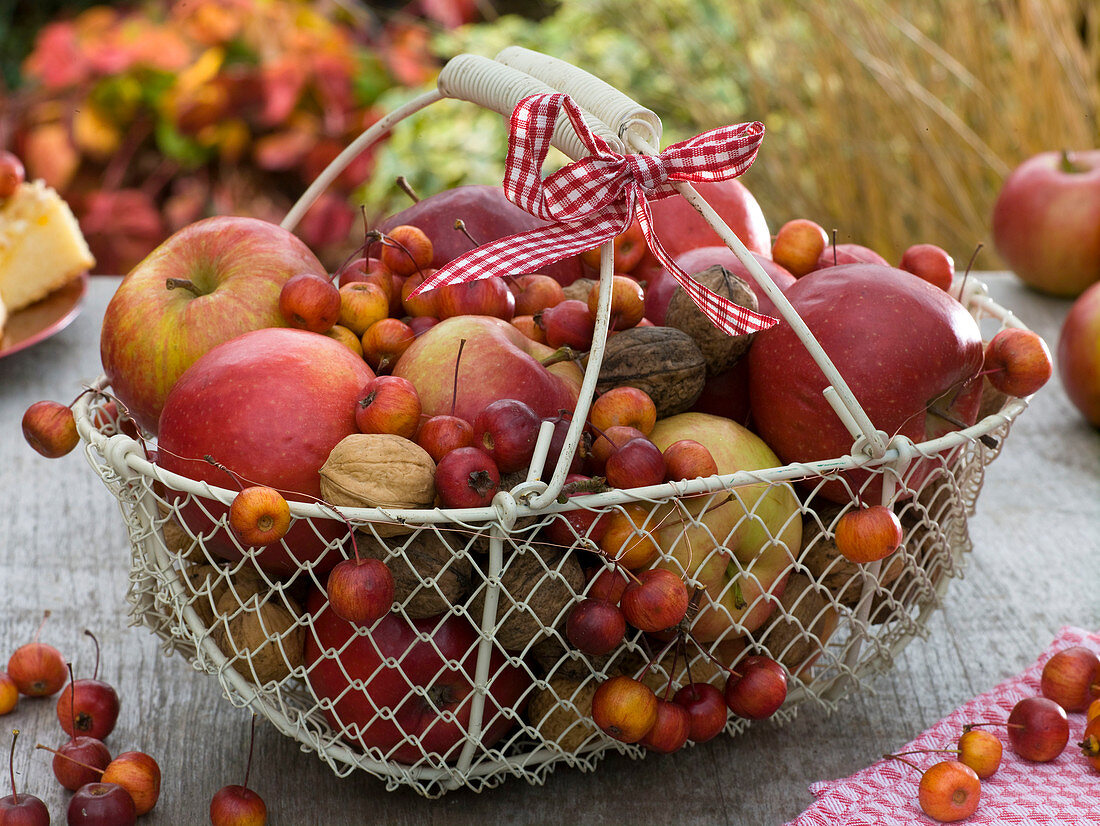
[0,179,95,315]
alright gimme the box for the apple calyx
[468,469,497,498]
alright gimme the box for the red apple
[278,272,341,333]
[899,243,955,292]
[434,276,516,321]
[510,273,566,316]
[603,436,666,489]
[415,414,475,464]
[100,216,326,434]
[67,782,136,825]
[642,178,771,263]
[813,243,889,271]
[538,299,596,350]
[565,598,626,656]
[748,263,984,503]
[588,386,657,436]
[472,398,541,473]
[157,328,374,575]
[1057,280,1100,425]
[724,655,787,719]
[833,505,904,564]
[380,184,585,286]
[992,149,1100,297]
[984,328,1053,398]
[435,446,501,508]
[672,682,728,743]
[303,588,531,764]
[690,357,752,425]
[393,315,582,425]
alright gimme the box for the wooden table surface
[1,272,1097,824]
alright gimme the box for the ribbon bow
[412,92,777,336]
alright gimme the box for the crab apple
[538,299,596,351]
[326,557,396,627]
[724,655,787,719]
[511,314,547,344]
[565,598,627,656]
[338,281,389,336]
[22,400,80,459]
[604,436,666,490]
[8,614,66,697]
[472,398,541,473]
[355,375,421,439]
[324,324,364,358]
[278,272,341,333]
[834,505,904,564]
[586,566,629,604]
[67,781,136,825]
[434,277,515,321]
[771,218,829,278]
[899,243,955,291]
[1007,696,1069,761]
[588,386,657,436]
[814,242,889,270]
[510,274,565,316]
[400,270,439,317]
[620,568,689,633]
[591,676,658,744]
[580,217,647,273]
[662,439,718,482]
[416,415,475,464]
[1040,645,1100,712]
[586,274,645,330]
[587,425,646,475]
[639,698,692,754]
[229,486,291,548]
[209,784,266,826]
[1,730,48,825]
[0,673,16,715]
[957,729,1002,779]
[100,751,161,816]
[542,473,608,548]
[918,760,980,823]
[435,447,501,508]
[336,255,388,288]
[379,225,433,277]
[48,735,111,791]
[1081,715,1100,771]
[56,631,120,742]
[361,318,415,373]
[673,682,728,743]
[984,328,1053,398]
[597,504,660,570]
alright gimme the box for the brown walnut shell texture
[182,562,266,629]
[754,571,838,678]
[664,265,759,376]
[527,676,601,753]
[320,433,436,537]
[213,590,304,684]
[358,529,473,619]
[469,543,585,651]
[594,326,706,417]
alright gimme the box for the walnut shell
[320,434,436,537]
[181,563,266,629]
[527,676,601,753]
[213,591,304,684]
[664,265,759,375]
[360,530,473,618]
[755,572,838,678]
[470,543,585,651]
[593,326,706,417]
[562,277,598,303]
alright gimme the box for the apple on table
[100,216,328,435]
[1058,279,1100,426]
[992,149,1100,297]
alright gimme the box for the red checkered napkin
[788,626,1100,825]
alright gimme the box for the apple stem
[243,714,257,790]
[453,219,480,249]
[32,610,50,646]
[66,662,78,744]
[686,631,735,673]
[395,175,419,203]
[204,455,246,492]
[85,630,102,682]
[962,721,1007,731]
[164,277,200,295]
[451,339,467,417]
[539,346,585,368]
[957,242,982,302]
[637,633,680,683]
[830,228,838,266]
[8,729,18,804]
[33,743,104,775]
[379,231,426,279]
[892,747,960,757]
[882,753,923,774]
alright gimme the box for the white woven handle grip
[494,46,663,148]
[437,54,622,161]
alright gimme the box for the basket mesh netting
[71,49,1031,797]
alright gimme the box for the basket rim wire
[71,49,1033,796]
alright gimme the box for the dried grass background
[583,0,1099,267]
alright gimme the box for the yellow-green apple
[303,587,531,764]
[992,149,1100,297]
[748,263,984,503]
[100,216,326,434]
[392,315,582,424]
[1057,280,1100,425]
[157,327,374,575]
[644,246,795,326]
[646,412,802,643]
[380,184,585,286]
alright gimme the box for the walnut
[754,572,838,678]
[181,563,265,630]
[527,676,601,753]
[359,530,473,618]
[469,543,585,651]
[213,590,304,685]
[319,434,436,537]
[664,265,759,375]
[593,326,707,417]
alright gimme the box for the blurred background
[1,0,1096,275]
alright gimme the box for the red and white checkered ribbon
[412,92,777,336]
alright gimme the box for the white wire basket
[72,49,1032,798]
